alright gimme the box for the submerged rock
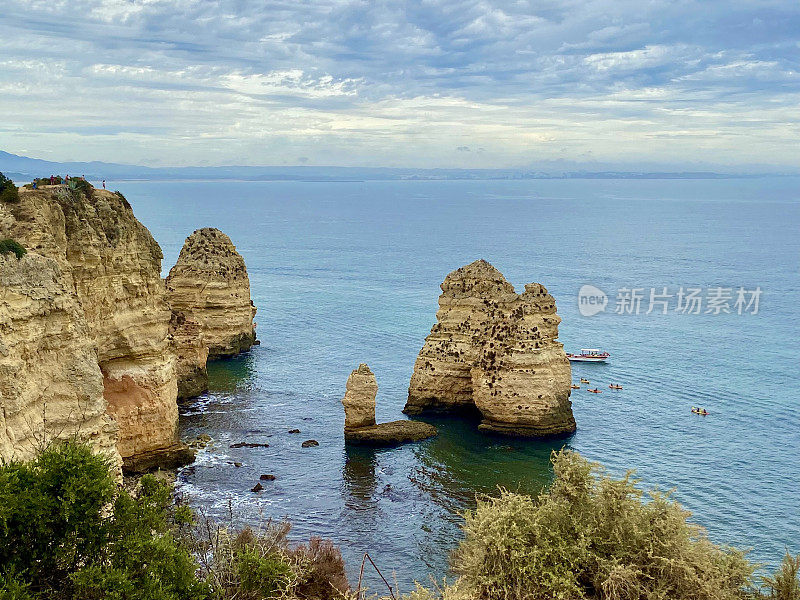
[260,473,276,481]
[301,440,319,448]
[342,363,437,446]
[230,441,269,448]
[404,260,575,438]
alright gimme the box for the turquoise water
[118,178,800,590]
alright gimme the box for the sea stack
[166,228,257,398]
[404,260,575,437]
[342,363,378,430]
[0,183,193,472]
[342,364,436,446]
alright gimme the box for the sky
[1,0,799,170]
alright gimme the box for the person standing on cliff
[102,179,106,189]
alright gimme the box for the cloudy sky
[1,0,798,169]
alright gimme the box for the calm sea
[117,178,800,590]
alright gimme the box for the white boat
[567,348,609,362]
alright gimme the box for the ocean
[117,177,800,591]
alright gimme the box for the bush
[448,450,756,600]
[189,519,349,600]
[763,553,800,600]
[70,178,94,200]
[0,172,19,203]
[291,537,350,599]
[0,442,209,600]
[0,239,26,259]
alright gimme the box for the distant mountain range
[0,151,790,182]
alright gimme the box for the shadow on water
[411,415,568,506]
[206,352,258,393]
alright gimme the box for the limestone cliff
[0,253,120,468]
[169,311,209,400]
[342,363,436,446]
[166,228,256,370]
[404,260,575,437]
[0,185,191,471]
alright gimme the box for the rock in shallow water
[230,441,269,448]
[341,363,438,446]
[301,440,319,448]
[344,420,437,446]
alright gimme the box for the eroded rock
[1,186,191,471]
[166,228,257,360]
[404,260,575,437]
[342,363,437,446]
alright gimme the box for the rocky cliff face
[0,253,120,468]
[0,185,190,471]
[166,228,256,392]
[404,260,575,437]
[169,311,209,400]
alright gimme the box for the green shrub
[0,443,209,600]
[449,450,756,600]
[0,572,33,600]
[0,239,26,259]
[763,553,800,600]
[0,172,19,203]
[70,178,94,200]
[236,548,295,599]
[0,442,116,591]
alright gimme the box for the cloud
[0,0,798,169]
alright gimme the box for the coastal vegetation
[0,172,18,203]
[0,444,796,600]
[411,450,799,600]
[0,443,347,600]
[0,239,26,259]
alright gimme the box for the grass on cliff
[0,171,19,203]
[408,450,793,600]
[0,239,26,259]
[0,442,349,600]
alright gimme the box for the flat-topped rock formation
[166,228,257,360]
[404,260,575,437]
[342,364,436,446]
[0,184,192,471]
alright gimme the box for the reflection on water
[342,446,379,510]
